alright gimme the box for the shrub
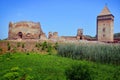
[11,66,20,72]
[7,42,11,51]
[5,52,11,59]
[65,63,93,80]
[35,43,41,48]
[47,43,52,52]
[8,45,11,51]
[17,42,21,47]
[7,42,10,46]
[113,67,120,80]
[41,41,47,50]
[25,75,34,80]
[3,66,20,80]
[3,72,19,80]
[35,43,38,47]
[26,52,30,55]
[12,47,17,52]
[22,43,25,48]
[54,42,58,50]
[0,48,2,53]
[3,66,33,80]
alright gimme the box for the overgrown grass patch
[57,43,120,65]
[0,52,120,80]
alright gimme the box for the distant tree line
[85,32,120,39]
[114,33,120,38]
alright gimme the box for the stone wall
[48,28,86,41]
[76,29,84,40]
[48,32,58,39]
[61,36,77,40]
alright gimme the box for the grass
[57,43,120,65]
[0,52,120,80]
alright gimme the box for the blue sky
[0,0,120,39]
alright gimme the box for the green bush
[25,75,34,80]
[41,41,47,50]
[3,72,19,80]
[3,66,20,80]
[3,66,33,80]
[5,52,11,59]
[35,42,56,53]
[54,42,58,50]
[8,45,11,51]
[47,43,52,52]
[7,42,11,51]
[22,43,25,48]
[113,67,120,80]
[11,67,20,72]
[65,63,93,80]
[17,42,21,47]
[0,48,2,53]
[35,43,41,48]
[12,47,17,52]
[26,52,30,55]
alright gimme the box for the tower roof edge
[98,5,112,16]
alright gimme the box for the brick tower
[97,6,114,42]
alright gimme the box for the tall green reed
[57,43,120,65]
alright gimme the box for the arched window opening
[80,36,82,40]
[103,34,105,37]
[18,32,23,38]
[103,28,105,32]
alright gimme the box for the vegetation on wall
[114,33,120,38]
[7,42,11,51]
[35,41,58,54]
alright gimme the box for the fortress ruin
[8,21,46,40]
[8,6,114,42]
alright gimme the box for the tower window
[103,28,105,32]
[103,34,105,37]
[18,32,23,38]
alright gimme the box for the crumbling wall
[8,21,46,40]
[76,28,84,40]
[48,32,58,39]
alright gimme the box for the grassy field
[0,52,120,80]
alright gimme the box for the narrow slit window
[103,28,105,32]
[103,34,105,37]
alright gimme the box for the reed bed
[57,43,120,65]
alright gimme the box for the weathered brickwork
[97,6,114,42]
[76,29,84,40]
[8,21,46,40]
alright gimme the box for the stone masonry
[97,6,114,42]
[76,29,84,40]
[8,21,46,40]
[8,6,114,42]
